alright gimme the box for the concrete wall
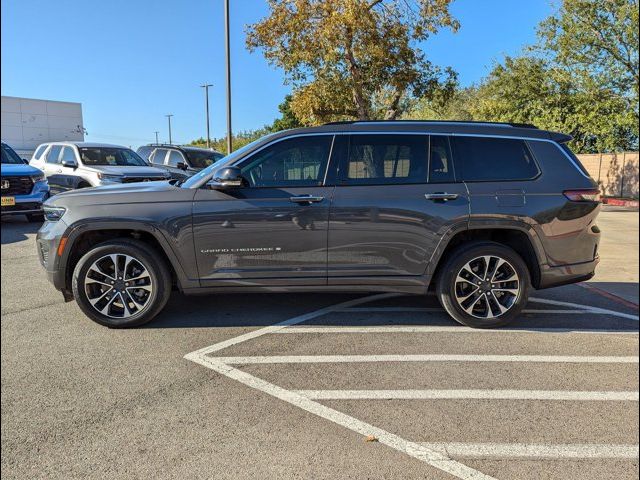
[1,96,84,159]
[577,152,639,199]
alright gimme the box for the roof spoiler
[549,131,573,143]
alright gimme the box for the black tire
[436,241,530,328]
[72,239,172,328]
[27,213,44,222]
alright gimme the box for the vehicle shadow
[145,290,639,333]
[1,217,41,245]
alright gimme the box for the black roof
[274,120,572,143]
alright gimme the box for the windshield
[79,147,148,167]
[1,144,24,164]
[181,133,277,188]
[184,149,225,169]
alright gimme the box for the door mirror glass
[61,159,78,168]
[209,166,244,188]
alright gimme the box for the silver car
[30,142,170,192]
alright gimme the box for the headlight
[32,172,47,183]
[43,206,66,222]
[97,173,123,182]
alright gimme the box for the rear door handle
[290,195,324,204]
[425,193,459,202]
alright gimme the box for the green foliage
[246,0,459,124]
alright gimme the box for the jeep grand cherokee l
[36,121,601,328]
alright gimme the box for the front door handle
[425,193,459,202]
[290,195,324,204]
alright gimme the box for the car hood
[1,163,43,176]
[45,181,195,208]
[83,165,169,177]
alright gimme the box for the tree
[537,0,639,109]
[246,0,459,124]
[270,94,304,131]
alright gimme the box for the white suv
[30,142,170,192]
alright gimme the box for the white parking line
[336,307,588,314]
[213,354,639,364]
[529,297,639,321]
[294,389,639,401]
[275,326,639,335]
[417,443,639,459]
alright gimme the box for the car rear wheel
[436,241,530,328]
[72,239,171,328]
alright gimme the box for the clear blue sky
[1,0,554,148]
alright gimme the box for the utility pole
[200,83,213,149]
[224,0,232,154]
[165,114,174,144]
[154,131,159,144]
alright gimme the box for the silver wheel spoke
[493,287,519,295]
[489,257,506,282]
[88,286,113,306]
[463,294,483,315]
[488,291,508,315]
[127,272,150,283]
[460,265,484,284]
[89,265,115,282]
[99,294,118,315]
[124,289,145,310]
[85,278,112,288]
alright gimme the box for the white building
[1,96,84,159]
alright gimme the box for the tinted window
[338,135,427,185]
[184,149,224,169]
[150,149,168,165]
[60,147,76,163]
[167,150,185,167]
[79,148,147,166]
[137,146,153,160]
[452,136,539,181]
[241,135,332,187]
[429,136,455,183]
[1,144,23,164]
[46,146,62,164]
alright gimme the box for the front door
[193,134,335,287]
[327,134,469,283]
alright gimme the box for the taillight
[563,189,601,202]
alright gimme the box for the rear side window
[46,145,62,164]
[33,144,48,160]
[452,136,539,182]
[150,149,168,165]
[338,134,428,185]
[429,136,455,183]
[137,146,153,160]
[559,143,590,177]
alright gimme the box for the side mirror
[176,161,189,171]
[61,159,78,169]
[210,166,244,188]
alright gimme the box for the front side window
[184,149,224,169]
[338,135,428,185]
[60,147,77,163]
[452,136,539,182]
[79,148,147,167]
[46,145,62,164]
[240,135,332,188]
[150,149,168,165]
[167,150,185,167]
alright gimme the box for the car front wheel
[436,241,530,328]
[72,239,172,327]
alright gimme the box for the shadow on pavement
[145,289,639,333]
[1,216,41,245]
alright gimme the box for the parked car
[1,142,50,222]
[137,144,224,180]
[30,142,170,192]
[36,121,601,328]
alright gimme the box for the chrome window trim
[190,130,588,187]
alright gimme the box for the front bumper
[1,185,50,215]
[36,217,70,294]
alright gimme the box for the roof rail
[322,120,539,129]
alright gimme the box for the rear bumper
[538,257,599,289]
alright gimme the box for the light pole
[165,114,173,144]
[154,131,159,144]
[224,0,232,154]
[200,83,213,148]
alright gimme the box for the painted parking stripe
[417,443,639,459]
[275,326,639,335]
[294,389,639,401]
[213,354,639,365]
[529,297,639,321]
[336,307,588,314]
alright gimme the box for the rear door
[57,146,79,190]
[327,134,469,285]
[42,145,64,193]
[165,149,190,180]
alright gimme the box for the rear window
[452,136,539,182]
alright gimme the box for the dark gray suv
[36,121,601,328]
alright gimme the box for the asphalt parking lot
[1,209,638,480]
